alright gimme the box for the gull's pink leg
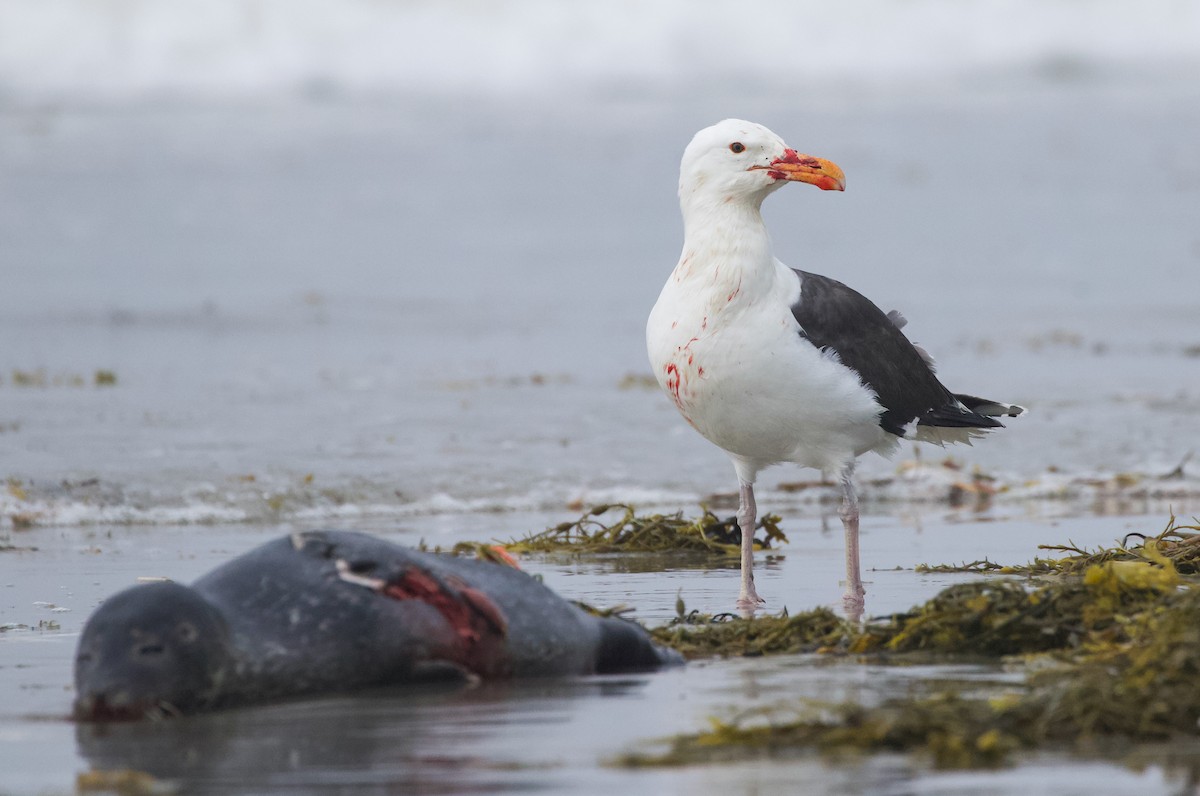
[839,465,865,621]
[735,481,764,612]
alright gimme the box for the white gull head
[678,119,845,216]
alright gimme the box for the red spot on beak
[774,149,822,169]
[753,149,845,191]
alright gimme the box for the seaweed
[76,768,171,795]
[615,692,1033,770]
[650,603,852,660]
[7,368,117,389]
[490,503,787,555]
[917,514,1200,575]
[623,531,1200,772]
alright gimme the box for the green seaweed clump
[650,605,851,660]
[616,692,1032,770]
[856,578,1087,657]
[627,540,1200,771]
[495,503,787,555]
[1031,554,1194,740]
[77,767,168,795]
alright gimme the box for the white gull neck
[676,189,776,286]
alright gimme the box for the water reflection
[76,677,655,795]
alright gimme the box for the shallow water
[2,511,1196,794]
[2,81,1199,527]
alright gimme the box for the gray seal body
[74,531,680,720]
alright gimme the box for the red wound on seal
[456,584,508,635]
[384,568,509,676]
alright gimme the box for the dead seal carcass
[74,530,680,720]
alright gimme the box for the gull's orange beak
[750,148,845,191]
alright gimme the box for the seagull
[646,119,1023,615]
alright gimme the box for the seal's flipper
[594,616,684,674]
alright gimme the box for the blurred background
[2,0,1199,525]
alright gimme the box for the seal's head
[74,582,233,721]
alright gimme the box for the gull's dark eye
[729,142,745,154]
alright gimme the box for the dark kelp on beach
[623,515,1200,774]
[451,503,788,556]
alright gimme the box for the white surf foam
[4,464,1197,529]
[1,0,1196,105]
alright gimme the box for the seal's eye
[176,622,198,644]
[729,142,745,154]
